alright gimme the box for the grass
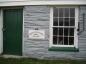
[0,57,86,64]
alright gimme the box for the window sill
[48,47,79,52]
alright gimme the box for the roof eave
[0,1,86,7]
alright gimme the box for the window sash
[49,6,78,48]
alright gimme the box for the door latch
[2,28,6,31]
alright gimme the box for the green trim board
[48,47,79,52]
[3,8,23,55]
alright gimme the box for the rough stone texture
[23,5,86,59]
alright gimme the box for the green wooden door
[3,8,23,55]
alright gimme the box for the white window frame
[49,6,79,48]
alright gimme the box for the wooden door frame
[0,9,3,54]
[0,7,24,55]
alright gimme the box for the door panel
[3,9,23,55]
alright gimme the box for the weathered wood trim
[0,1,86,7]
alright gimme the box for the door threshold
[2,55,23,58]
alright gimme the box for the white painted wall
[0,9,3,54]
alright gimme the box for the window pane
[69,37,74,45]
[53,8,58,17]
[53,18,58,26]
[59,18,63,26]
[64,8,69,17]
[53,36,58,44]
[69,28,74,36]
[70,8,75,17]
[58,37,63,45]
[59,28,63,36]
[59,8,63,17]
[64,28,69,36]
[70,18,75,26]
[53,28,58,36]
[64,37,68,45]
[64,18,69,26]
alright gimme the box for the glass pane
[69,28,74,36]
[53,36,58,44]
[59,18,63,26]
[70,18,75,26]
[59,8,63,17]
[69,37,74,45]
[53,28,58,36]
[64,37,68,45]
[64,8,69,17]
[53,8,58,17]
[58,37,63,45]
[59,28,63,36]
[70,8,75,17]
[64,28,69,36]
[64,18,69,26]
[53,18,58,26]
